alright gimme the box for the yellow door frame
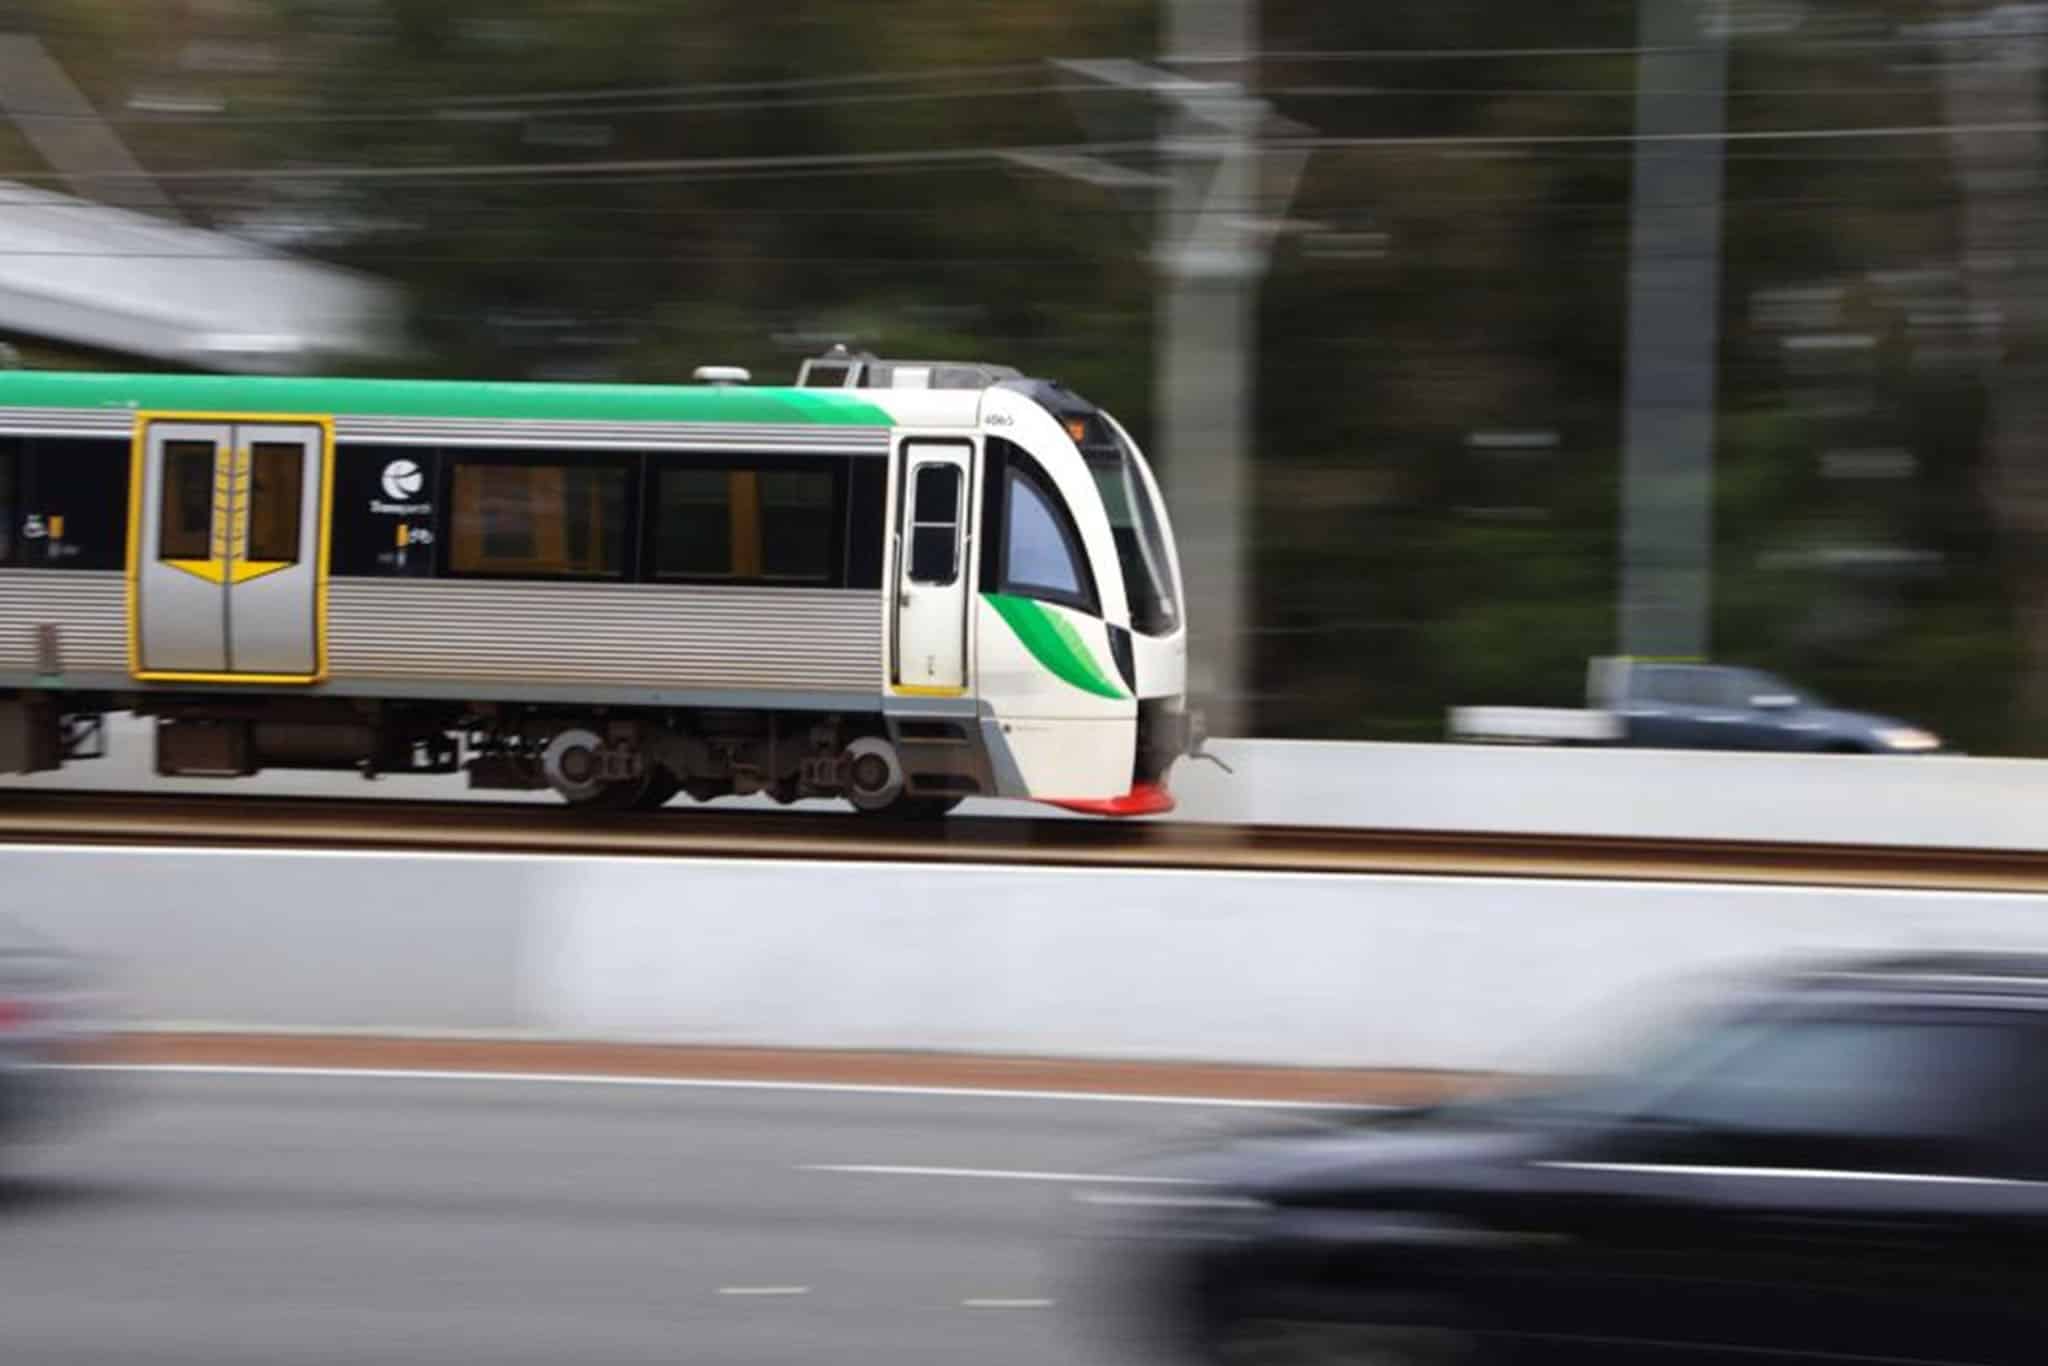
[126,411,336,685]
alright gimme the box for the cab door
[133,419,329,681]
[892,438,975,695]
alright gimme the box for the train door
[133,419,329,682]
[892,438,974,694]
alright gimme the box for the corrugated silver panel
[328,580,884,691]
[0,570,127,672]
[333,416,890,453]
[0,407,131,437]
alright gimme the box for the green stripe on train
[983,593,1126,701]
[0,371,894,426]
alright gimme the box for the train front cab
[904,382,1183,816]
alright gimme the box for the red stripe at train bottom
[1045,782,1176,818]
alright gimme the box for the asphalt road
[0,1069,1290,1365]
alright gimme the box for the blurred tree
[1928,2,2048,745]
[0,0,2035,750]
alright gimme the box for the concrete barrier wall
[13,843,2048,1072]
[1164,739,2048,849]
[9,716,2048,850]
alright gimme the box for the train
[0,349,1192,817]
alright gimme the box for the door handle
[899,591,912,607]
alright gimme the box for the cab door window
[908,464,962,584]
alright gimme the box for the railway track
[0,789,2041,892]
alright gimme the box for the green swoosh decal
[984,593,1126,700]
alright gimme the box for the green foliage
[0,1,2032,749]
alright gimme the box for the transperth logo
[381,459,424,501]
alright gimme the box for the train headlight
[1877,727,1941,752]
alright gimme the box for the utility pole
[1010,1,1304,762]
[1617,0,1728,660]
[1925,3,2048,735]
[1157,1,1259,746]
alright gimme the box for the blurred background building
[0,0,2040,754]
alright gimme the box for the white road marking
[800,1163,1197,1185]
[53,1063,1379,1111]
[717,1286,810,1297]
[962,1299,1054,1310]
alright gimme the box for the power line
[1281,118,2048,150]
[429,62,1056,107]
[0,114,2035,188]
[9,37,1962,127]
[1,141,1145,183]
[1276,85,1957,99]
[0,80,1959,127]
[0,249,1105,265]
[1184,36,1970,62]
[0,39,1980,150]
[2,80,1111,127]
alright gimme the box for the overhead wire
[0,30,1983,127]
[0,80,1959,127]
[0,113,2025,187]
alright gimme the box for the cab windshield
[1086,437,1179,637]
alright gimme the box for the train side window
[654,468,734,577]
[15,437,129,570]
[759,470,834,580]
[160,440,217,560]
[449,459,626,578]
[1002,467,1089,609]
[246,443,303,564]
[651,463,839,583]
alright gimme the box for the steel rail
[0,789,2040,892]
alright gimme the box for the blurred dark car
[1086,955,2048,1364]
[0,919,109,1145]
[1453,659,1945,753]
[1609,663,1943,754]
